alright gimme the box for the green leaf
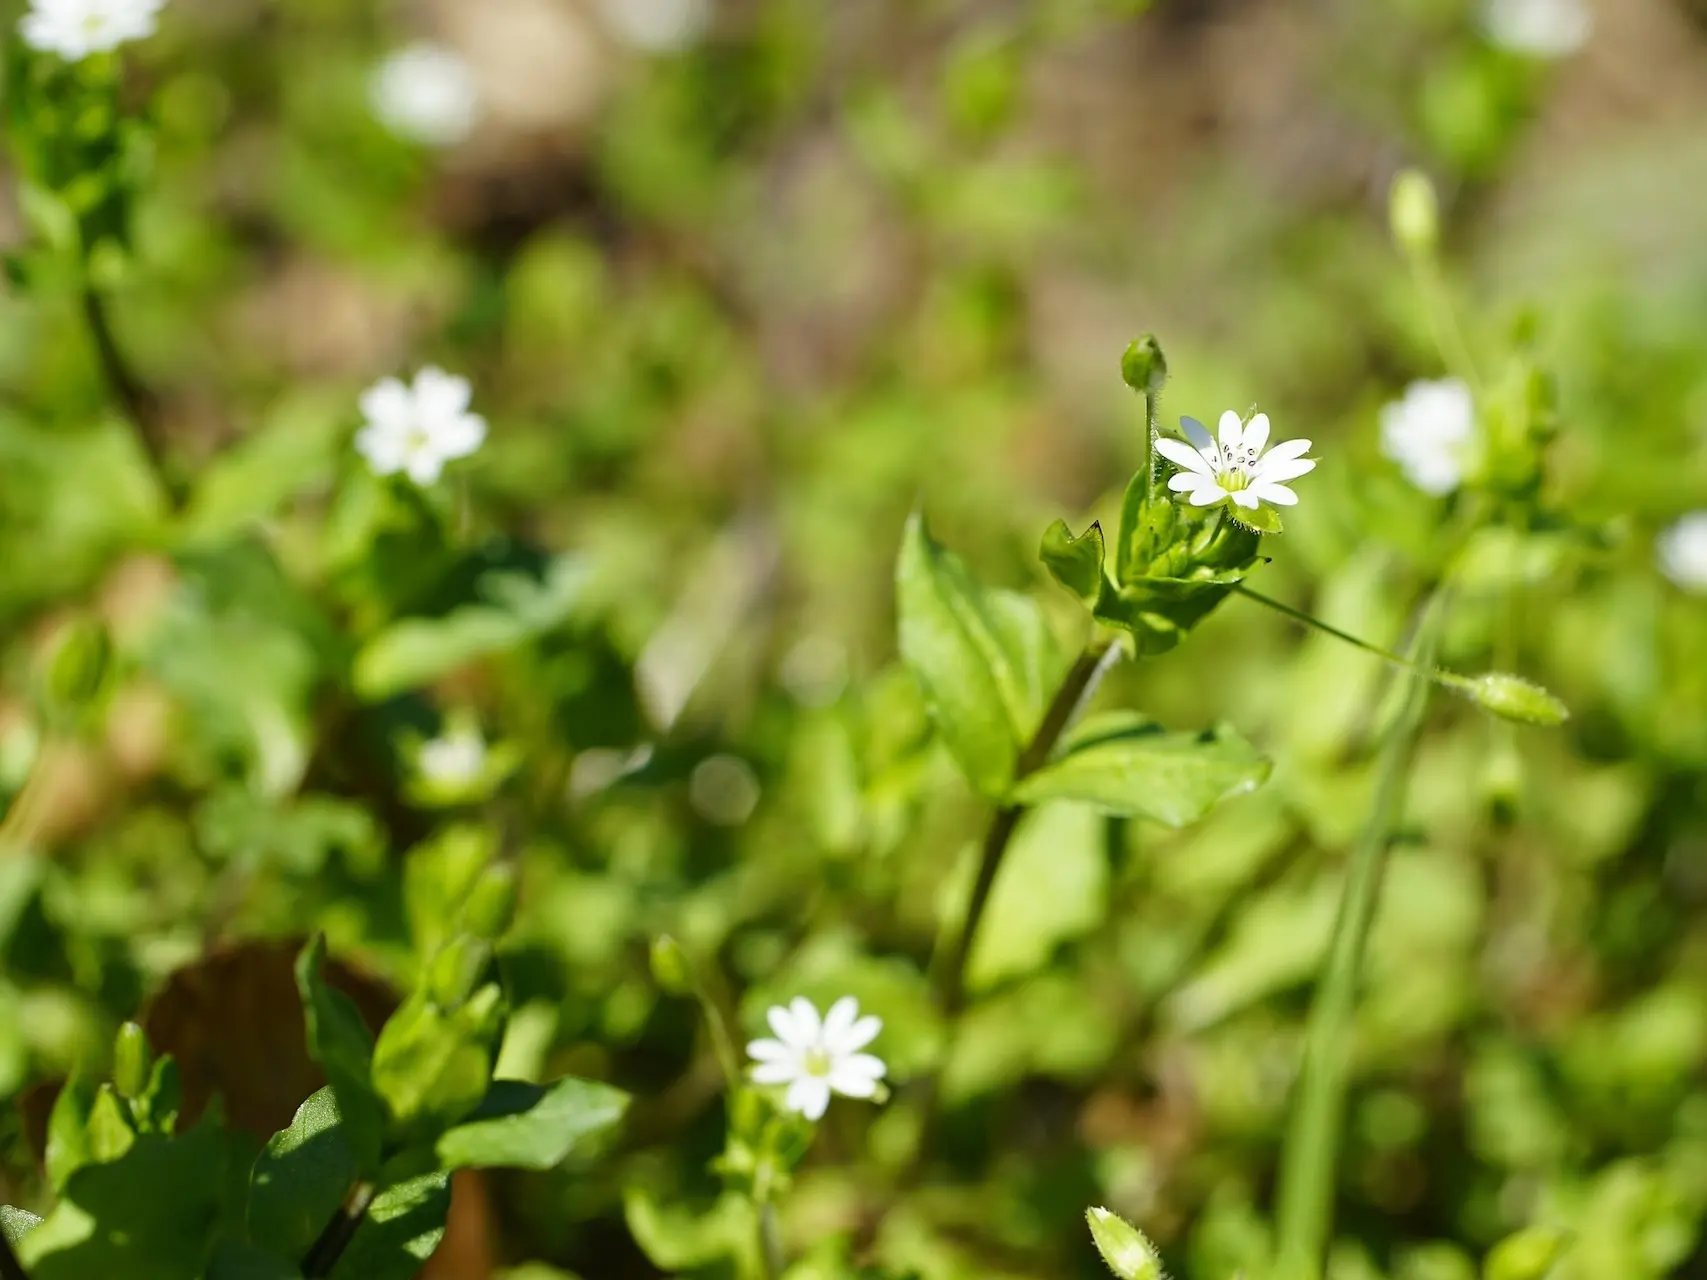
[351,556,586,699]
[1010,712,1270,826]
[1,1205,42,1246]
[206,1236,303,1280]
[45,1076,95,1192]
[19,1125,228,1280]
[249,1087,360,1261]
[371,986,503,1142]
[295,936,384,1171]
[1114,467,1151,583]
[327,1174,450,1280]
[436,1076,629,1171]
[1040,519,1106,604]
[623,1185,751,1271]
[896,513,1063,798]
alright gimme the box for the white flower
[1155,410,1316,513]
[418,730,486,787]
[370,42,481,148]
[1380,378,1478,496]
[1480,0,1592,58]
[597,0,711,53]
[747,995,886,1121]
[20,0,165,60]
[1658,513,1707,594]
[356,367,487,486]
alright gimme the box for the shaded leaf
[328,1174,451,1280]
[436,1076,629,1172]
[296,936,385,1170]
[249,1087,360,1261]
[206,1236,303,1280]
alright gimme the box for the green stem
[81,284,178,505]
[1235,585,1468,695]
[1270,600,1444,1280]
[300,1180,377,1277]
[1408,255,1483,395]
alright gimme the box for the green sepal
[1229,504,1283,536]
[1040,519,1107,604]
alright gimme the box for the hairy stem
[1271,601,1444,1280]
[81,286,177,504]
[934,639,1124,1018]
[300,1180,377,1278]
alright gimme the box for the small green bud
[1460,673,1569,727]
[1121,335,1168,396]
[650,935,693,996]
[1086,1206,1166,1280]
[462,863,518,941]
[1389,169,1440,257]
[39,616,112,726]
[112,1022,151,1101]
[1484,1225,1569,1280]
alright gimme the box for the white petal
[1188,484,1227,507]
[1262,438,1312,464]
[751,1060,799,1085]
[746,1038,791,1062]
[404,448,446,486]
[432,413,487,460]
[787,996,822,1045]
[1180,416,1215,455]
[1168,472,1209,493]
[785,1075,832,1120]
[413,366,474,420]
[1155,437,1217,476]
[1231,489,1260,509]
[1218,410,1243,453]
[355,425,406,475]
[827,1058,885,1099]
[1253,457,1316,484]
[359,377,414,431]
[765,1003,799,1045]
[832,1052,886,1083]
[1252,483,1299,506]
[829,1014,881,1055]
[820,996,859,1047]
[1243,413,1271,454]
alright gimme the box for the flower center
[802,1047,832,1078]
[1216,466,1251,492]
[403,423,433,455]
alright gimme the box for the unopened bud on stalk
[1086,1206,1166,1280]
[1484,1224,1570,1280]
[1389,169,1439,258]
[650,935,694,995]
[1458,673,1569,727]
[113,1022,151,1101]
[1121,335,1168,396]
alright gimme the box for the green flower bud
[1484,1225,1569,1280]
[1389,169,1440,258]
[39,616,112,727]
[462,863,518,941]
[1460,673,1569,727]
[112,1022,151,1101]
[650,935,693,996]
[1086,1206,1165,1280]
[1121,335,1168,396]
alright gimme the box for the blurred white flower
[747,995,886,1121]
[356,367,487,486]
[370,42,481,148]
[1658,513,1707,593]
[20,0,165,60]
[1480,0,1592,58]
[689,754,760,827]
[418,730,486,787]
[1380,378,1477,496]
[1156,411,1316,514]
[597,0,710,53]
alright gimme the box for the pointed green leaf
[249,1087,360,1261]
[1040,519,1106,604]
[1010,711,1270,826]
[1,1205,42,1247]
[896,513,1064,798]
[295,936,384,1171]
[1114,467,1151,583]
[436,1076,629,1171]
[371,986,504,1142]
[45,1077,95,1192]
[327,1174,450,1280]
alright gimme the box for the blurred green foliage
[3,0,1707,1277]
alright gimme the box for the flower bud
[1121,335,1168,396]
[1484,1225,1569,1280]
[462,863,518,941]
[1461,673,1569,727]
[38,616,112,727]
[112,1022,151,1101]
[1086,1206,1165,1280]
[650,935,693,995]
[1389,169,1439,258]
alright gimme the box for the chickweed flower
[20,0,165,60]
[747,995,886,1121]
[1480,0,1592,58]
[1380,378,1477,496]
[370,42,481,149]
[597,0,712,53]
[417,729,486,788]
[1658,513,1707,594]
[1155,411,1316,513]
[356,367,487,486]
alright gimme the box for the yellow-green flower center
[1216,466,1251,492]
[802,1047,832,1078]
